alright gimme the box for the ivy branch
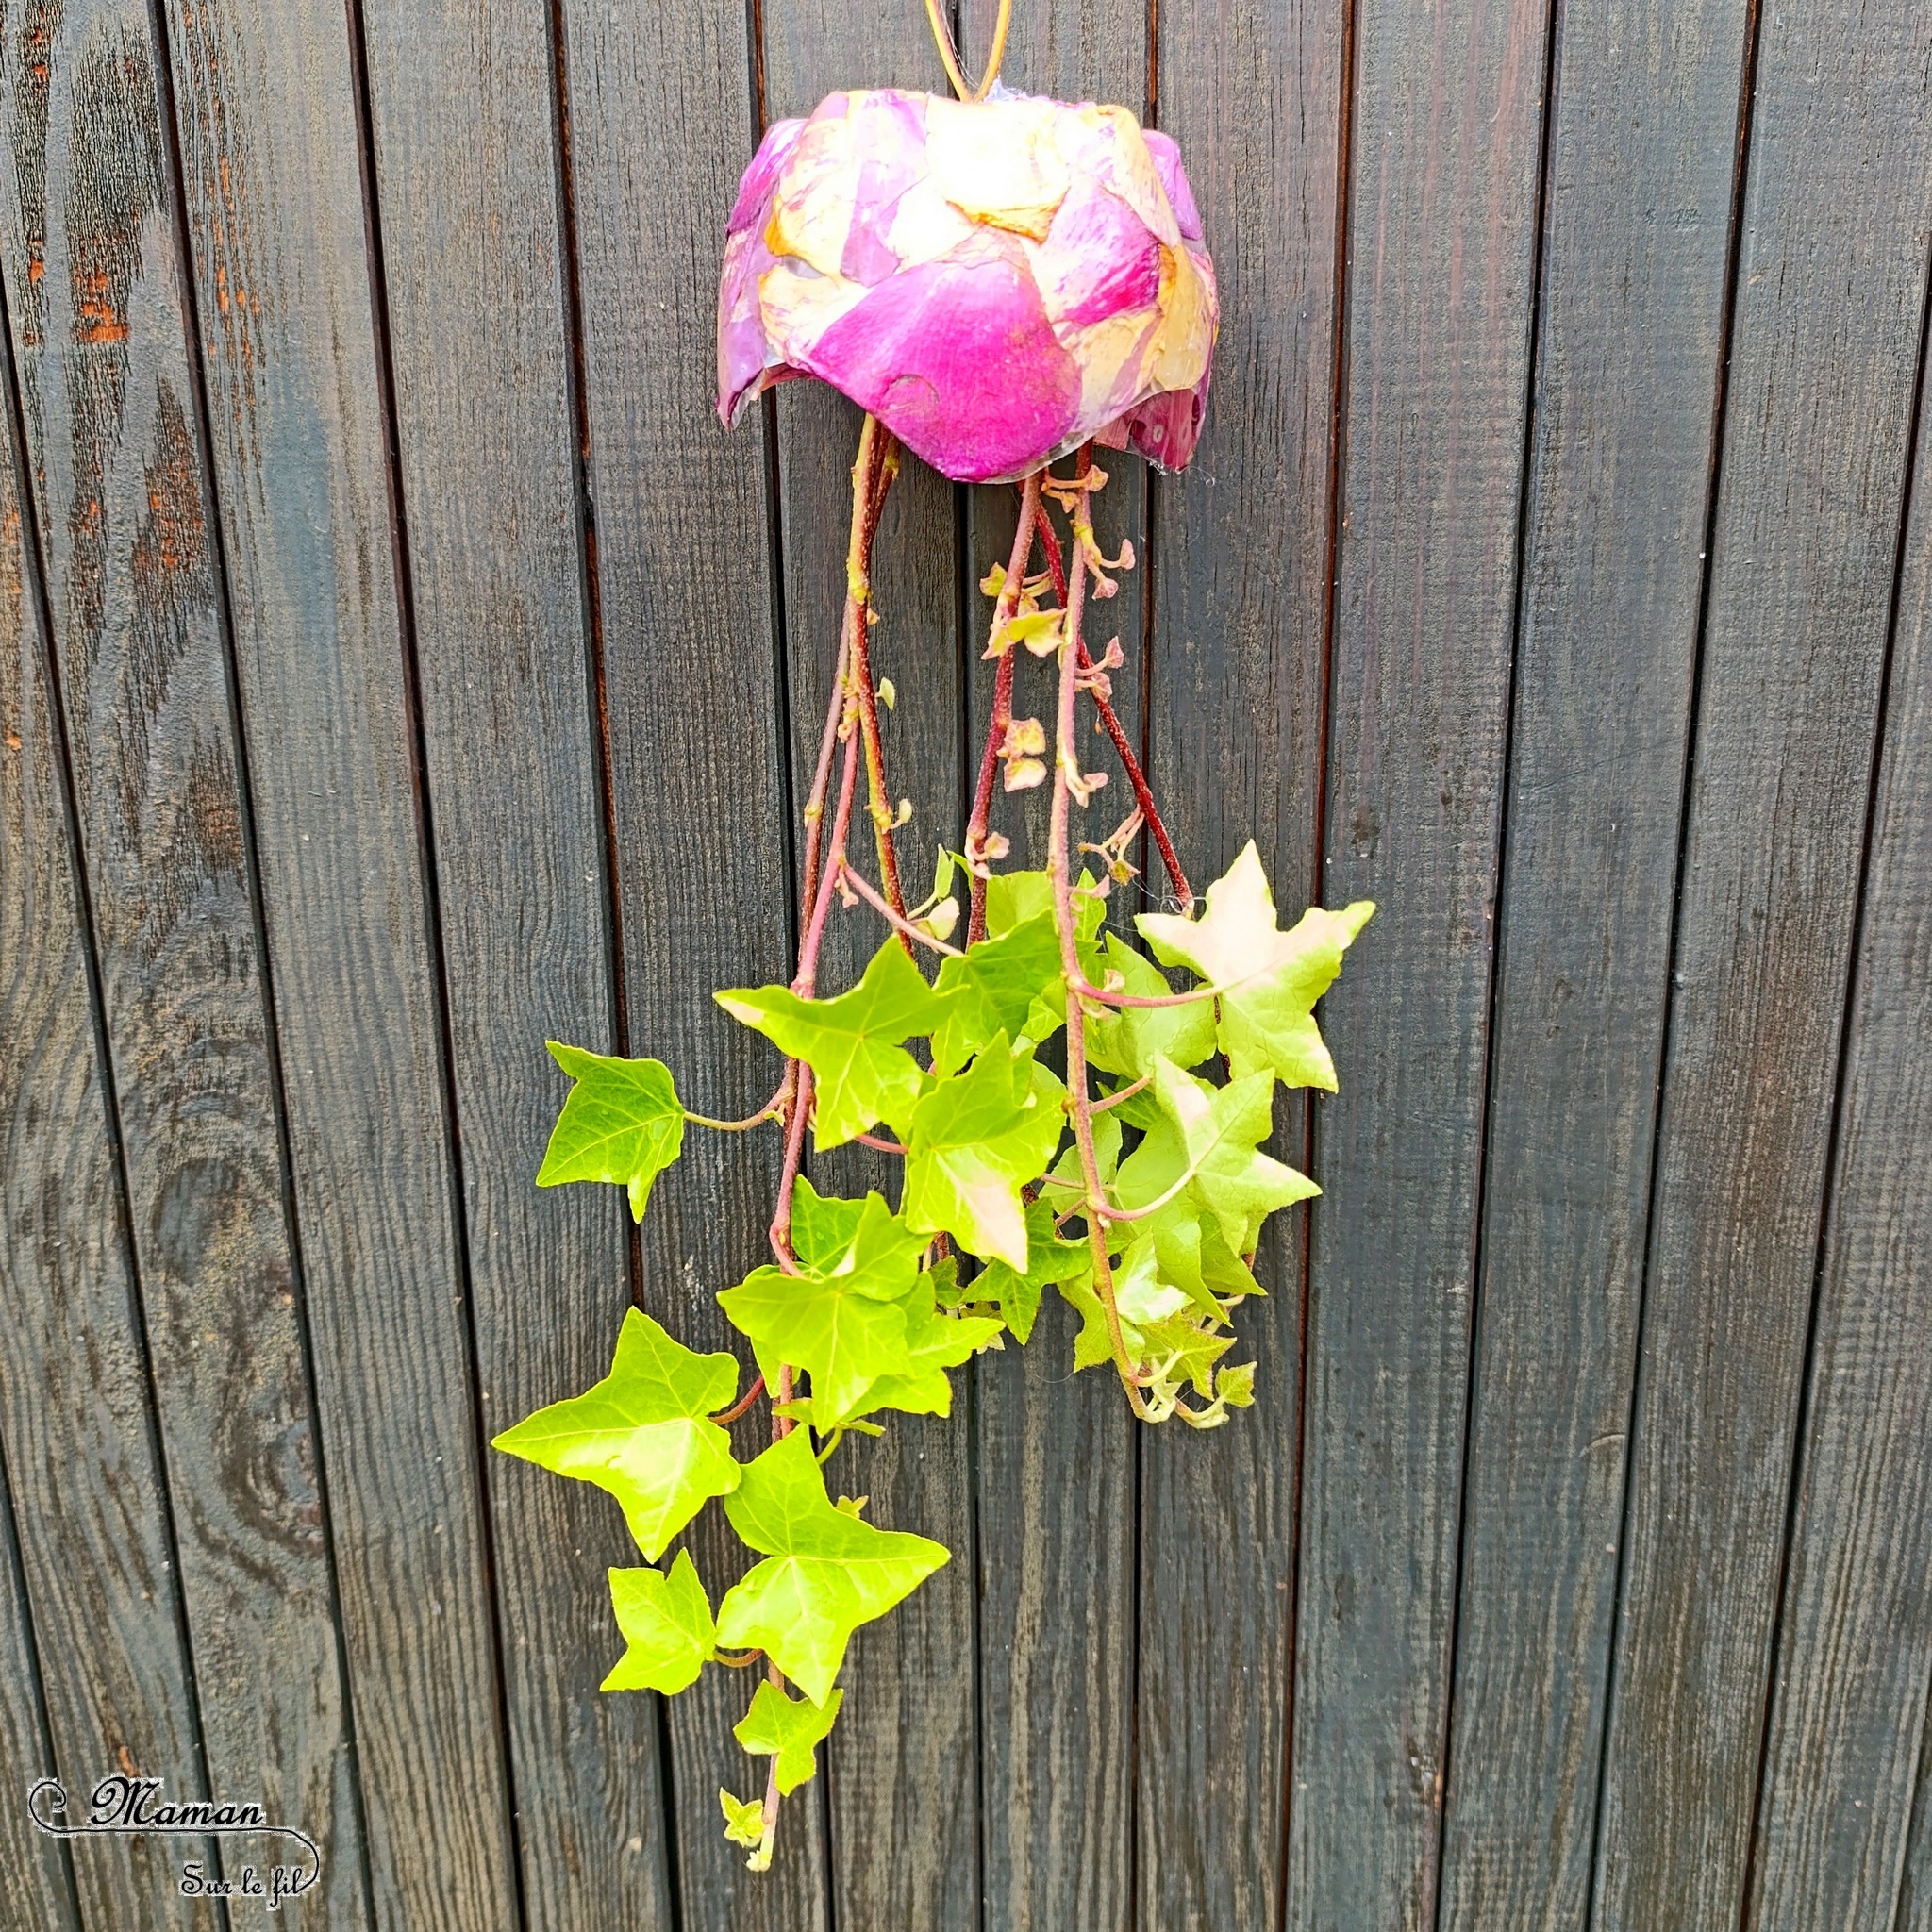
[491,412,1374,1873]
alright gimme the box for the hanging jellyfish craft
[494,1,1374,1873]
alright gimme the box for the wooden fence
[2,0,1930,1926]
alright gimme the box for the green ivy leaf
[537,1044,686,1221]
[491,1307,741,1560]
[931,910,1063,1074]
[717,939,948,1149]
[715,1431,949,1704]
[1139,842,1373,1089]
[1114,1058,1319,1255]
[1085,933,1217,1085]
[734,1681,844,1795]
[602,1548,716,1694]
[901,1038,1067,1269]
[975,1196,1092,1344]
[984,868,1107,1040]
[719,1788,768,1866]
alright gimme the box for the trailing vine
[493,18,1372,1874]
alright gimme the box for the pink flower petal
[804,234,1081,483]
[1142,130,1205,242]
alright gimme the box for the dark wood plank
[1900,1709,1932,1932]
[1434,5,1748,1927]
[1130,0,1344,1924]
[948,7,1148,1928]
[356,2,675,1924]
[0,1439,77,1929]
[0,312,163,1931]
[1590,9,1932,1929]
[1285,0,1551,1924]
[553,0,824,1922]
[1742,287,1932,1932]
[0,5,365,1920]
[756,9,975,1926]
[156,2,522,1924]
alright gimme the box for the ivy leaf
[719,1788,768,1865]
[492,1307,741,1560]
[931,910,1064,1074]
[1085,934,1217,1084]
[715,1431,949,1704]
[975,1196,1092,1344]
[901,1039,1067,1269]
[1143,1208,1261,1321]
[1114,1058,1319,1255]
[602,1548,716,1694]
[717,938,948,1148]
[788,1177,929,1284]
[1049,1106,1121,1194]
[1139,841,1374,1088]
[537,1044,686,1221]
[984,868,1107,1040]
[734,1681,844,1795]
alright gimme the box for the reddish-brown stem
[1034,508,1193,913]
[1088,1072,1152,1113]
[841,419,916,951]
[771,724,861,1274]
[709,1374,766,1426]
[841,862,961,958]
[1046,452,1151,1417]
[855,1130,909,1156]
[966,470,1045,942]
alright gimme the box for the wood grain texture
[1133,0,1344,1924]
[0,4,364,1921]
[0,1438,77,1929]
[1286,0,1551,1925]
[1591,9,1932,1930]
[954,5,1146,1927]
[0,310,180,1930]
[1434,6,1747,1928]
[1741,282,1932,1932]
[554,0,826,1920]
[157,2,523,1924]
[1900,1711,1932,1932]
[356,0,675,1924]
[758,7,977,1925]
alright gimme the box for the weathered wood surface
[958,5,1142,1928]
[1286,0,1551,1926]
[1590,8,1932,1931]
[1435,4,1748,1928]
[3,3,1932,1929]
[0,1,363,1921]
[156,0,522,1924]
[0,293,175,1932]
[555,0,822,1921]
[355,0,675,1924]
[1742,256,1932,1932]
[1135,0,1342,1923]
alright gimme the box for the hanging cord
[923,0,1011,101]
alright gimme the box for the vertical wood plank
[1742,280,1932,1932]
[0,1444,77,1928]
[1134,0,1344,1924]
[1591,9,1932,1929]
[553,0,823,1922]
[356,0,675,1923]
[1435,5,1748,1927]
[955,5,1144,1928]
[0,310,167,1930]
[0,4,366,1920]
[1899,1712,1932,1932]
[156,0,522,1924]
[1286,0,1551,1925]
[757,8,974,1925]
